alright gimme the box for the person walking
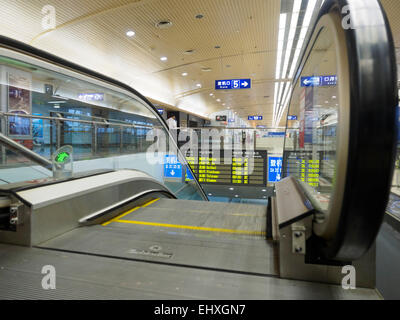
[166,115,177,130]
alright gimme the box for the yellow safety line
[101,198,160,226]
[115,219,266,236]
[141,198,160,207]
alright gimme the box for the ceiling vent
[156,20,173,29]
[184,49,196,55]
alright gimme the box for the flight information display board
[283,151,321,187]
[184,149,267,186]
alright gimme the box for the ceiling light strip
[289,0,317,78]
[274,0,319,126]
[280,0,302,80]
[275,81,291,126]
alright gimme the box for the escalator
[0,0,398,299]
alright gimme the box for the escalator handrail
[282,0,398,260]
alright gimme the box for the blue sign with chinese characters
[164,155,182,178]
[215,79,251,90]
[267,132,285,137]
[288,115,298,120]
[301,75,337,87]
[185,169,194,181]
[268,157,283,182]
[248,116,263,121]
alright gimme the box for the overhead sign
[215,79,251,90]
[268,157,283,182]
[301,75,337,87]
[288,115,298,120]
[164,155,182,178]
[228,119,235,123]
[267,132,285,137]
[216,115,227,121]
[157,108,164,115]
[248,116,263,121]
[78,93,104,101]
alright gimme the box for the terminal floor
[0,198,381,299]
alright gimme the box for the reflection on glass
[283,27,338,213]
[0,54,205,200]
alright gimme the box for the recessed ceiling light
[332,96,337,99]
[210,93,214,96]
[208,193,212,196]
[182,72,188,76]
[126,30,135,37]
[160,56,168,61]
[262,189,267,192]
[235,195,239,198]
[229,187,234,191]
[222,103,226,106]
[196,83,202,87]
[216,99,221,102]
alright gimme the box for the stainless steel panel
[0,243,381,300]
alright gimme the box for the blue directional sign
[248,116,263,121]
[301,75,337,87]
[164,155,182,178]
[267,132,285,137]
[288,115,298,121]
[268,157,283,182]
[185,169,194,181]
[215,79,251,90]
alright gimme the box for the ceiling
[0,0,281,127]
[0,0,399,128]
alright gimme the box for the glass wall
[0,51,206,200]
[282,26,338,213]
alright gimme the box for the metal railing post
[120,126,123,153]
